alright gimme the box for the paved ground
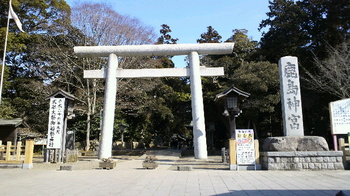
[0,149,349,196]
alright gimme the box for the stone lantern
[215,86,250,139]
[119,123,128,147]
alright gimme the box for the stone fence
[261,151,344,170]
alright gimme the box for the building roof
[47,89,76,101]
[0,118,29,127]
[215,86,250,101]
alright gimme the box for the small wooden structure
[0,119,29,144]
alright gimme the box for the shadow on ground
[216,189,350,196]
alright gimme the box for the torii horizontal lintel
[84,67,224,79]
[74,43,234,57]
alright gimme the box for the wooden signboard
[236,129,255,165]
[47,98,65,149]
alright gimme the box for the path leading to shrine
[0,149,349,195]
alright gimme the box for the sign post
[235,129,256,170]
[47,98,65,149]
[46,98,65,163]
[329,98,350,151]
[46,90,76,163]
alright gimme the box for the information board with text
[236,129,255,165]
[330,98,350,134]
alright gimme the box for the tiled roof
[0,118,28,127]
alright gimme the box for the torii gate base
[75,43,234,159]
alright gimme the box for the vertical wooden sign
[47,98,65,149]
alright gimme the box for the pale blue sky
[65,0,270,67]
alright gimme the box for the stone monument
[261,56,344,170]
[279,56,304,136]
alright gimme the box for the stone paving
[0,149,349,196]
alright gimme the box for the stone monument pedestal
[261,136,344,170]
[261,151,344,170]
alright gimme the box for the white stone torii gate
[74,43,234,159]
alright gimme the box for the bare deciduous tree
[54,3,157,151]
[303,40,350,99]
[71,3,156,46]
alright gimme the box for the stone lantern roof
[215,86,250,101]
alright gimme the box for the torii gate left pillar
[74,43,234,159]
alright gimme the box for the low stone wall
[261,151,344,170]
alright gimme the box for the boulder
[263,136,329,151]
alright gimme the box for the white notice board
[329,98,350,134]
[236,129,255,165]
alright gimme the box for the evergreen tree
[156,24,178,44]
[197,26,222,43]
[198,28,280,140]
[259,0,350,63]
[0,0,71,130]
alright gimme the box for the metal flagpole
[0,0,12,105]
